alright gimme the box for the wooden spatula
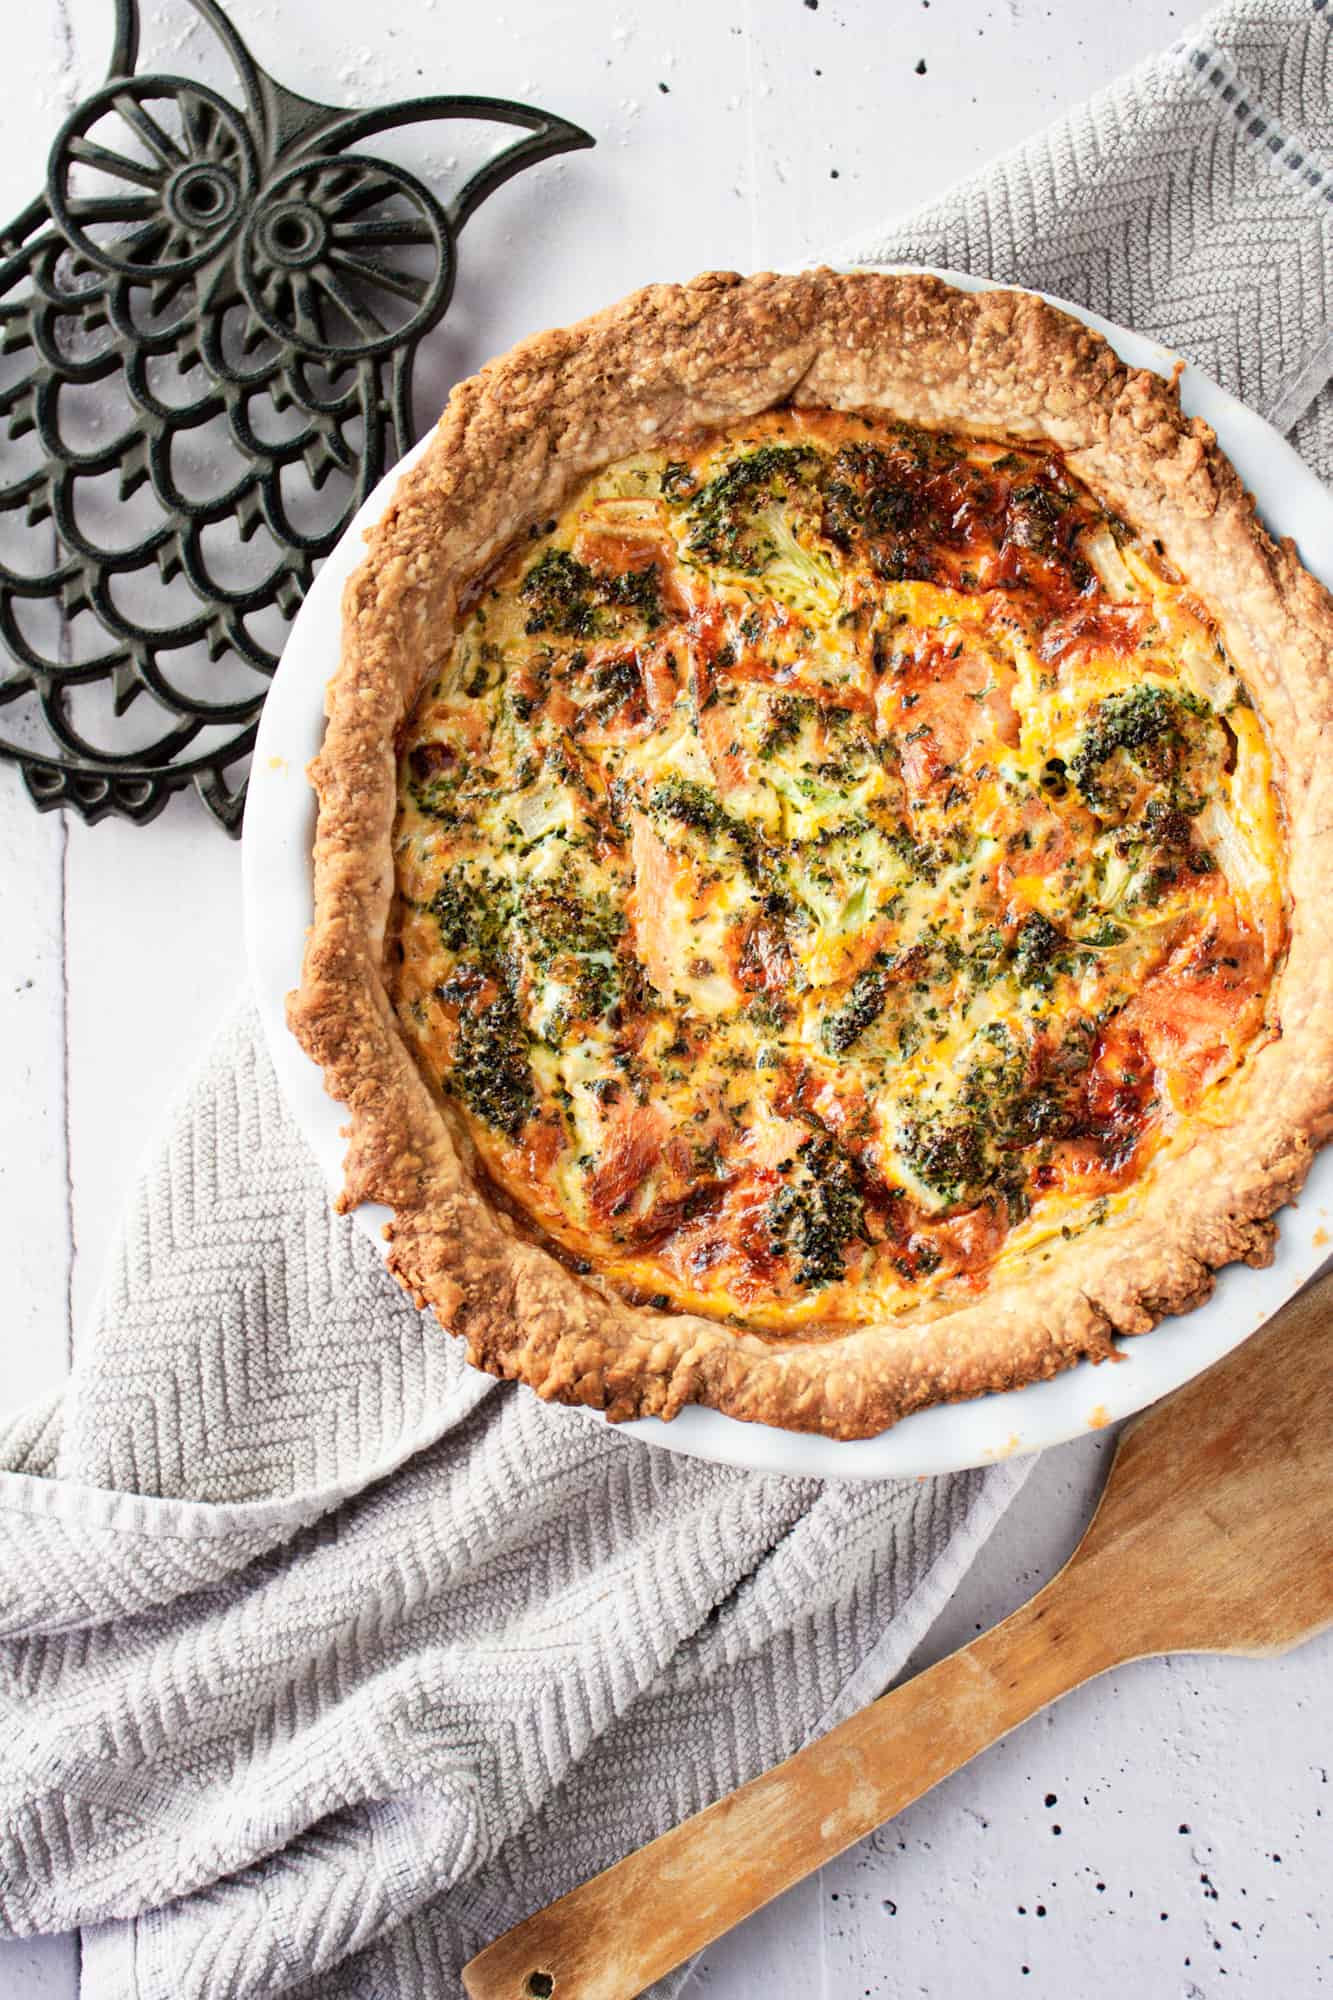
[463,1272,1333,2000]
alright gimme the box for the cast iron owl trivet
[0,0,592,831]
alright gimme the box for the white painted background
[1,1,1327,1994]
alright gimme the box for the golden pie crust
[289,270,1333,1438]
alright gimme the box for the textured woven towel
[0,1011,1026,2000]
[6,3,1333,1994]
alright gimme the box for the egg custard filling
[391,407,1285,1333]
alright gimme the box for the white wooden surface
[1,2,1328,1995]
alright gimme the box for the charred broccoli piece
[430,864,514,965]
[759,692,817,759]
[519,547,662,639]
[765,1135,867,1288]
[519,874,624,966]
[898,1025,1030,1212]
[1012,910,1068,991]
[821,966,889,1057]
[1070,684,1211,809]
[447,980,535,1139]
[648,774,728,836]
[648,776,758,872]
[819,442,937,562]
[898,1115,991,1210]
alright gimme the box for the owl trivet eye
[0,0,591,830]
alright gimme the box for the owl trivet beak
[0,0,592,832]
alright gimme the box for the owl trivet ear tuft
[0,0,592,832]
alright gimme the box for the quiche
[290,270,1333,1438]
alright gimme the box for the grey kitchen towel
[5,2,1333,1994]
[0,1008,1027,2000]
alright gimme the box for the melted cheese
[392,408,1286,1332]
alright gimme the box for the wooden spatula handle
[462,1572,1127,2000]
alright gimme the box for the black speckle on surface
[1044,1794,1057,1808]
[1035,1905,1047,1919]
[1179,1822,1191,1835]
[658,80,670,93]
[915,57,928,73]
[804,0,819,9]
[830,168,840,178]
[1272,1853,1283,1864]
[1017,1905,1026,1915]
[1096,1882,1106,1894]
[1052,1824,1062,1836]
[1161,1912,1169,1922]
[1021,1970,1030,1979]
[882,1899,897,1916]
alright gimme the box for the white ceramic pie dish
[244,265,1333,1479]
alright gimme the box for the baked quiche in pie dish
[289,270,1333,1439]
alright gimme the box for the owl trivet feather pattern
[0,0,591,831]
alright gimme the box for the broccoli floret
[898,1025,1029,1212]
[885,825,941,883]
[582,654,642,722]
[816,438,961,581]
[648,774,727,835]
[647,777,759,873]
[430,864,513,964]
[820,443,933,553]
[758,692,820,760]
[965,925,1008,986]
[519,549,597,637]
[606,565,662,626]
[519,547,662,639]
[822,966,889,1056]
[674,444,819,572]
[765,1135,867,1288]
[899,1115,990,1210]
[514,870,626,1041]
[1070,685,1211,809]
[898,1012,1117,1217]
[570,957,619,1020]
[447,981,535,1139]
[519,874,623,965]
[1012,910,1067,990]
